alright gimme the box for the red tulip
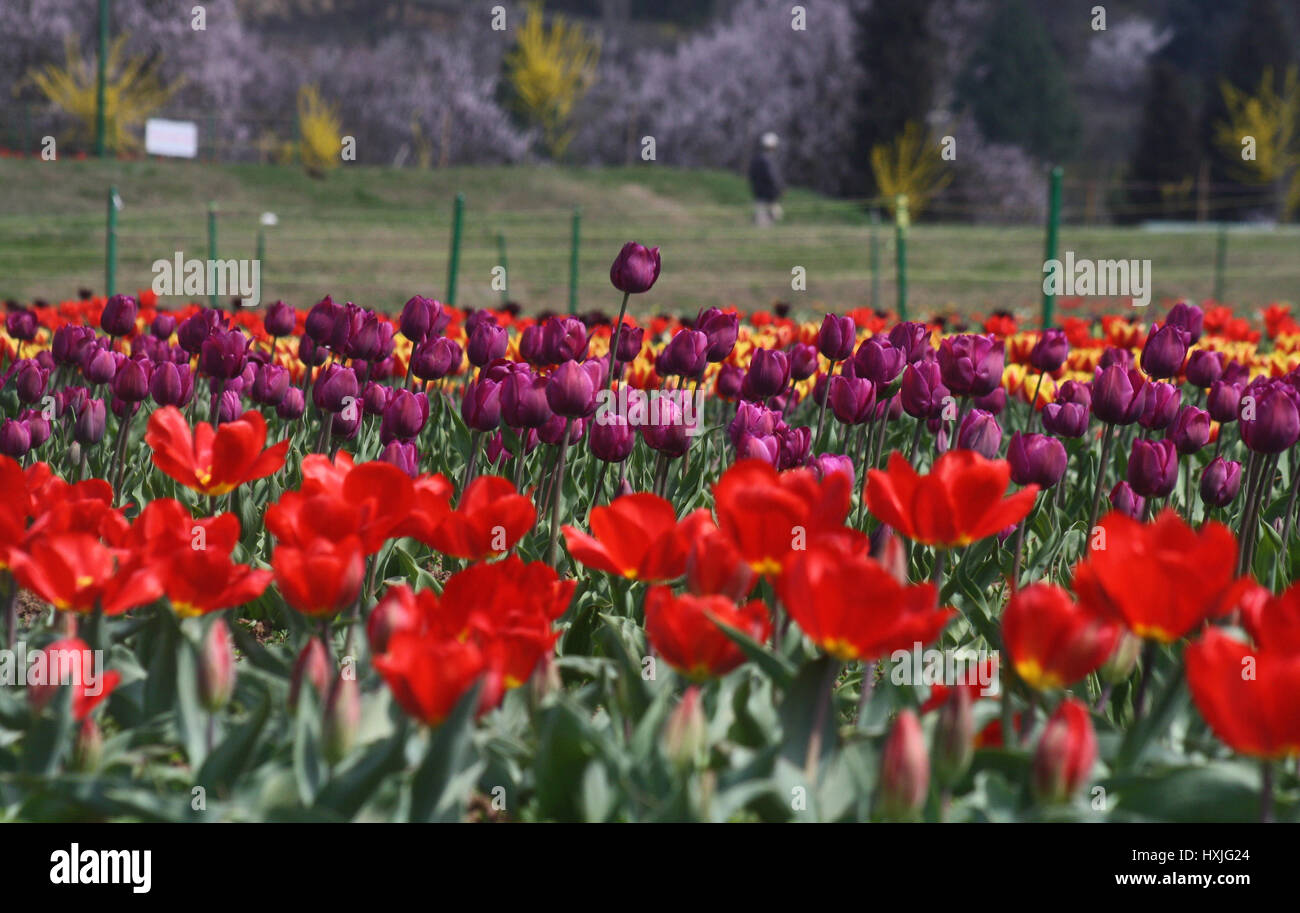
[866,450,1038,548]
[8,532,161,615]
[1186,627,1300,760]
[271,535,366,617]
[1073,510,1252,643]
[644,586,771,678]
[562,493,687,582]
[1032,698,1097,803]
[1002,583,1121,691]
[424,475,536,560]
[778,541,954,663]
[146,406,288,496]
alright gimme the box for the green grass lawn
[2,157,1297,319]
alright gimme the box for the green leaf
[409,682,483,823]
[714,618,796,688]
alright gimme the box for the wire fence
[2,166,1298,319]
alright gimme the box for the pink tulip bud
[878,709,929,820]
[198,619,237,712]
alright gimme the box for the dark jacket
[748,151,783,202]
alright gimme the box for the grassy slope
[1,158,1297,318]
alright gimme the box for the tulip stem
[606,293,631,390]
[804,659,840,783]
[1261,761,1275,823]
[1085,423,1116,550]
[813,358,838,452]
[1278,450,1300,583]
[544,419,574,567]
[1025,370,1046,432]
[2,574,16,652]
[907,419,924,465]
[109,410,131,502]
[460,431,482,496]
[586,462,609,523]
[1131,641,1158,725]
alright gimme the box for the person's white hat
[761,132,779,149]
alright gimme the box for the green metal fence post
[894,195,909,322]
[869,207,881,312]
[1041,166,1063,328]
[105,186,119,296]
[1214,223,1228,302]
[497,231,509,306]
[447,193,465,306]
[95,0,108,157]
[568,207,581,316]
[207,202,218,308]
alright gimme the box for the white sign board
[145,118,199,159]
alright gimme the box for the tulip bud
[264,300,295,337]
[545,359,598,418]
[957,409,1002,460]
[74,398,107,445]
[1007,431,1067,488]
[662,686,707,770]
[610,241,661,294]
[855,337,906,386]
[277,387,306,420]
[379,440,420,477]
[73,717,104,772]
[900,360,948,419]
[789,343,819,382]
[811,452,856,488]
[289,639,332,711]
[615,322,644,363]
[878,710,929,820]
[1092,365,1149,425]
[1206,380,1242,424]
[1184,349,1223,388]
[198,619,237,713]
[1099,631,1143,685]
[82,347,117,386]
[1139,323,1190,380]
[1240,378,1300,453]
[1165,300,1203,344]
[1031,699,1097,804]
[0,419,31,458]
[1138,381,1180,430]
[100,293,138,336]
[411,337,462,381]
[1029,327,1069,373]
[1200,457,1243,507]
[589,413,635,463]
[938,334,1003,398]
[933,686,975,787]
[1108,480,1145,520]
[398,295,433,343]
[322,671,361,765]
[251,364,290,407]
[740,348,790,401]
[6,308,38,342]
[818,314,857,362]
[467,321,508,367]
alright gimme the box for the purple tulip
[543,316,589,364]
[659,329,709,379]
[305,296,341,344]
[538,413,586,446]
[811,453,855,486]
[1240,378,1300,453]
[589,414,635,462]
[614,322,644,364]
[1028,327,1069,373]
[1206,380,1243,424]
[1165,300,1204,344]
[362,381,390,416]
[609,242,661,294]
[1138,381,1181,430]
[399,295,435,343]
[83,347,117,386]
[887,321,931,363]
[789,343,819,382]
[264,300,295,337]
[298,334,326,368]
[519,324,547,366]
[352,315,395,363]
[1127,437,1178,498]
[736,431,780,466]
[52,325,96,366]
[462,378,503,431]
[938,334,1004,398]
[177,309,220,354]
[5,309,37,342]
[546,359,600,417]
[828,375,876,425]
[728,401,781,448]
[199,327,250,380]
[740,348,790,401]
[1007,432,1067,488]
[379,440,420,478]
[250,364,289,407]
[1184,349,1224,388]
[467,322,508,368]
[1201,458,1242,507]
[150,312,177,339]
[110,358,150,403]
[973,387,1007,415]
[75,399,107,445]
[1139,323,1190,380]
[1109,481,1145,520]
[776,424,811,470]
[818,314,856,362]
[0,419,31,457]
[410,337,462,381]
[100,294,138,337]
[900,360,949,419]
[695,308,739,362]
[14,360,48,404]
[957,409,1002,460]
[277,387,306,420]
[854,337,906,386]
[502,371,552,429]
[1092,365,1150,425]
[716,364,744,400]
[150,361,187,407]
[313,364,359,413]
[381,390,429,443]
[1168,405,1211,454]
